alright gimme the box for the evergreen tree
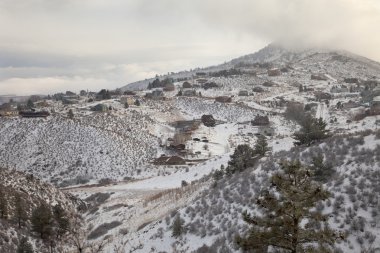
[294,116,329,146]
[0,186,8,219]
[124,102,129,109]
[27,99,34,109]
[17,237,34,253]
[98,89,111,100]
[254,135,269,156]
[227,144,256,174]
[311,154,335,183]
[68,109,74,120]
[14,193,28,228]
[53,204,70,239]
[213,165,225,181]
[31,203,53,239]
[236,160,337,253]
[134,99,141,106]
[299,84,304,92]
[172,214,183,238]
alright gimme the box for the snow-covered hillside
[1,43,380,252]
[124,131,380,253]
[0,112,158,186]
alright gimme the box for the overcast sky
[1,0,379,95]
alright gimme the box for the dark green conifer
[294,116,329,146]
[237,160,337,253]
[254,135,269,156]
[17,237,34,253]
[172,214,183,238]
[0,186,8,219]
[14,193,28,228]
[227,144,256,174]
[31,203,53,239]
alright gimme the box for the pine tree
[294,115,329,146]
[236,160,337,253]
[53,204,70,239]
[0,186,8,219]
[311,154,335,182]
[227,144,256,174]
[172,214,183,238]
[124,102,129,109]
[17,237,34,253]
[134,99,141,106]
[14,193,28,228]
[31,203,53,239]
[68,109,74,120]
[27,99,34,109]
[254,135,269,156]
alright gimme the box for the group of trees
[0,186,71,252]
[31,203,70,240]
[209,68,242,77]
[0,187,28,228]
[97,89,111,100]
[212,136,270,178]
[147,78,174,89]
[294,115,330,146]
[226,136,269,174]
[285,102,330,146]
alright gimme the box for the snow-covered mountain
[1,43,380,252]
[121,43,380,91]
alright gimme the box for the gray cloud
[0,0,379,95]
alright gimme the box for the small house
[268,69,281,76]
[238,90,249,96]
[91,104,109,112]
[163,83,175,92]
[252,86,265,93]
[145,89,164,100]
[344,78,359,84]
[202,82,218,90]
[330,85,349,93]
[215,96,232,103]
[311,74,328,81]
[120,96,135,105]
[183,89,197,97]
[315,92,332,100]
[182,82,192,89]
[262,81,276,87]
[342,101,360,109]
